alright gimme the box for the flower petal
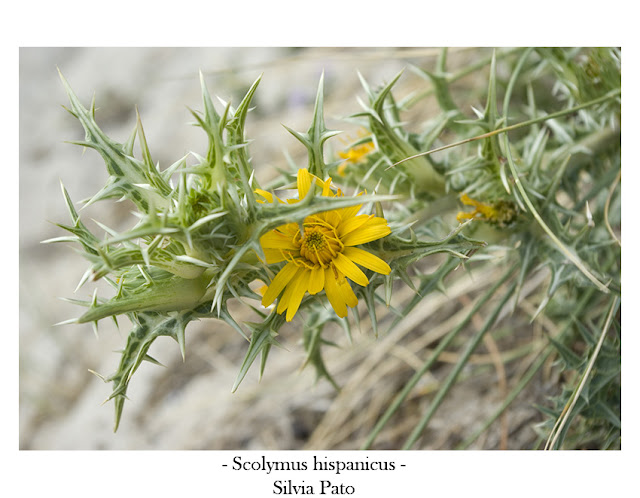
[297,168,312,199]
[277,268,310,321]
[339,204,363,221]
[338,214,373,238]
[320,177,334,197]
[308,265,325,295]
[262,248,288,264]
[286,275,310,321]
[260,229,299,251]
[341,217,391,246]
[324,267,347,318]
[317,210,342,229]
[255,189,274,203]
[343,246,391,275]
[337,273,358,308]
[332,252,369,287]
[262,262,300,307]
[337,192,364,220]
[277,270,299,314]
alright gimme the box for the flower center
[297,218,343,267]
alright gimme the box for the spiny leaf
[232,313,284,393]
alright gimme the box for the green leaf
[94,311,194,431]
[232,313,284,392]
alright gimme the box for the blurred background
[20,47,546,450]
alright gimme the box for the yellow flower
[258,169,391,321]
[456,193,498,223]
[336,130,375,176]
[456,193,518,226]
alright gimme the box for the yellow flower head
[456,193,518,227]
[258,169,391,321]
[456,193,498,223]
[336,130,375,176]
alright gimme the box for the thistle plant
[48,47,620,449]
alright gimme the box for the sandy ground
[19,47,549,450]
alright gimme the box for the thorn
[585,201,595,227]
[88,369,107,382]
[102,392,123,406]
[175,325,186,362]
[143,354,165,367]
[53,317,80,326]
[74,267,93,293]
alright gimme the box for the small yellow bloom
[259,169,391,321]
[456,193,518,226]
[336,131,375,176]
[456,193,498,223]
